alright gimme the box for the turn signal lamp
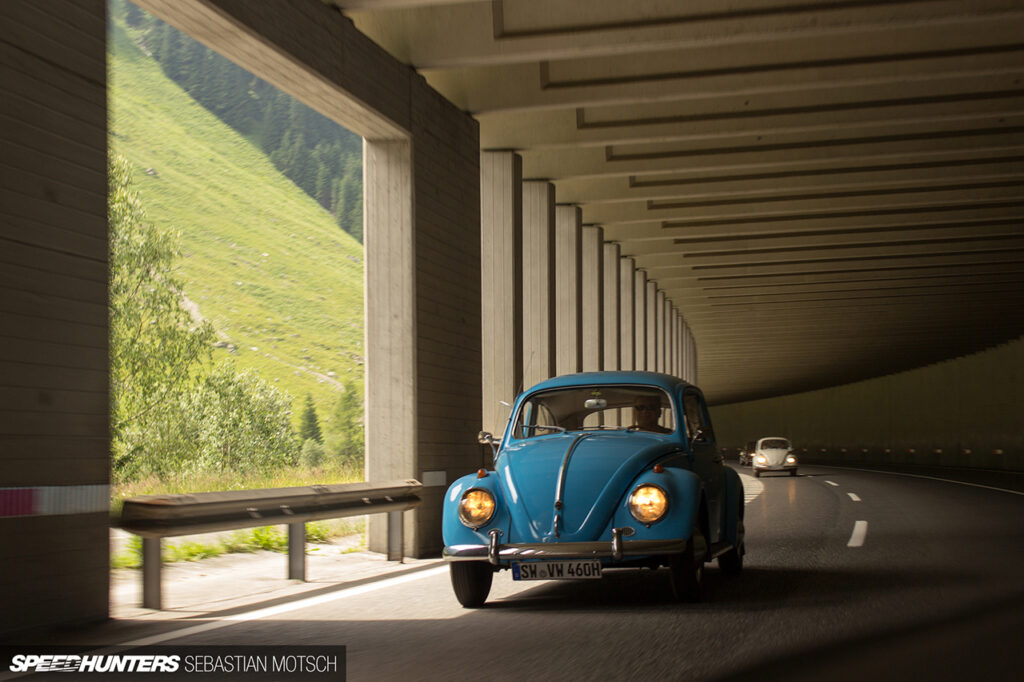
[477,469,488,478]
[653,463,664,474]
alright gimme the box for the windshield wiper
[522,424,567,436]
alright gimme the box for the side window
[682,390,709,441]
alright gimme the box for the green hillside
[108,19,364,430]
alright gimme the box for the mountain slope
[109,19,364,427]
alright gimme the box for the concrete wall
[0,0,111,636]
[711,336,1024,471]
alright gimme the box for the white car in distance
[752,437,798,477]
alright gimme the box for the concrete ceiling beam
[557,158,1024,206]
[584,183,1024,227]
[521,132,1024,181]
[690,268,1024,291]
[424,36,1024,113]
[618,222,1024,257]
[602,209,1024,244]
[636,238,1024,271]
[477,79,1024,150]
[345,0,1024,69]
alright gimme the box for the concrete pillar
[522,182,556,389]
[672,308,682,377]
[479,152,522,435]
[582,226,604,372]
[652,288,665,372]
[620,258,636,370]
[555,205,583,376]
[661,293,670,374]
[364,140,417,551]
[0,0,110,637]
[603,243,621,372]
[684,319,692,382]
[646,281,658,372]
[690,328,698,384]
[635,270,648,370]
[684,324,697,384]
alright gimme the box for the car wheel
[450,562,493,608]
[670,531,705,603]
[790,469,798,477]
[754,470,760,478]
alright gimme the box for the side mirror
[689,425,714,448]
[478,430,499,463]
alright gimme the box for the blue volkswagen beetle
[442,371,745,607]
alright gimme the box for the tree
[189,362,298,472]
[324,383,364,466]
[109,154,215,480]
[299,393,322,443]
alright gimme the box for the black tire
[450,562,493,608]
[754,470,761,478]
[670,532,705,603]
[790,469,798,477]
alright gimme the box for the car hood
[496,431,680,542]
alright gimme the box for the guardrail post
[288,522,306,581]
[142,537,162,610]
[387,510,403,562]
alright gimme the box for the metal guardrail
[116,479,422,609]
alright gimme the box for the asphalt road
[13,464,1024,681]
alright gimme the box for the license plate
[512,560,602,580]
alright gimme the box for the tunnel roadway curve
[16,465,1024,681]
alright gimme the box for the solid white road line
[121,564,450,647]
[825,480,839,487]
[847,521,868,547]
[847,492,861,502]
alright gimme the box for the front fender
[609,466,703,542]
[441,473,509,548]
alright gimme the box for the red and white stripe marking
[0,485,108,517]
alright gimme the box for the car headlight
[755,455,767,464]
[458,488,496,528]
[628,484,668,524]
[786,455,797,464]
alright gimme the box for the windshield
[512,385,676,439]
[760,439,790,450]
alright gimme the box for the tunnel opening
[107,0,369,558]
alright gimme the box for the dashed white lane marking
[120,564,449,647]
[847,520,868,547]
[825,480,839,487]
[847,492,861,502]
[813,465,1024,497]
[738,472,764,504]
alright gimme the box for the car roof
[525,371,696,395]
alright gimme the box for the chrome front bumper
[444,528,692,565]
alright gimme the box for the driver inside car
[632,395,672,434]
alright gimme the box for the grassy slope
[109,21,364,429]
